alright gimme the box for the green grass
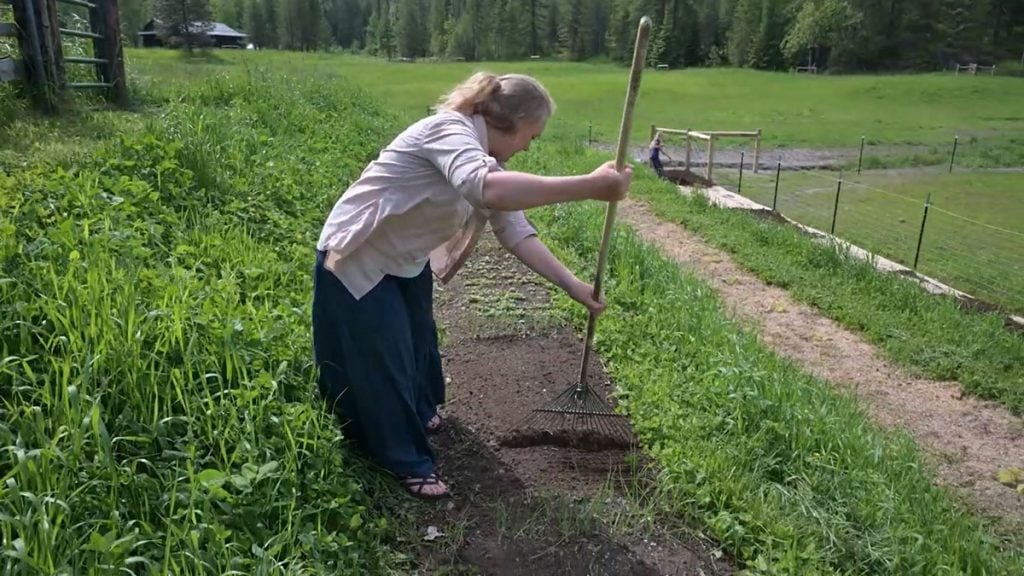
[124,49,1024,168]
[712,167,1024,314]
[512,143,1024,574]
[1,71,410,573]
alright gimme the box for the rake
[500,16,653,452]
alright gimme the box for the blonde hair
[437,72,555,133]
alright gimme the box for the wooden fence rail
[2,0,125,112]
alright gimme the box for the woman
[312,71,632,500]
[649,131,672,178]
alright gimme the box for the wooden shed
[138,19,248,48]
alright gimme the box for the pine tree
[447,8,475,58]
[245,0,274,48]
[397,0,429,56]
[367,0,397,57]
[605,0,634,62]
[559,0,586,60]
[152,0,214,50]
[427,0,450,55]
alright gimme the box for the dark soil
[417,421,662,576]
[498,424,637,452]
[403,236,735,575]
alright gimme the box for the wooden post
[685,132,691,171]
[12,0,53,111]
[19,0,68,112]
[38,0,65,93]
[706,136,715,181]
[97,0,128,105]
[753,129,761,173]
[650,124,657,144]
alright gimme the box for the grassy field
[711,167,1024,313]
[123,49,1024,168]
[3,49,1024,573]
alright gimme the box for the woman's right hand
[588,161,633,202]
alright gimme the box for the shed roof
[139,20,248,38]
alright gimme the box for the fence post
[857,136,865,174]
[12,0,57,112]
[37,0,64,93]
[949,135,958,173]
[685,132,691,171]
[772,160,781,211]
[706,136,715,182]
[753,129,761,173]
[93,0,127,105]
[913,193,931,270]
[588,121,592,148]
[830,172,843,235]
[738,151,744,194]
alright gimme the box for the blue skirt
[311,250,444,478]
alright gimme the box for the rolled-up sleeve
[490,210,537,250]
[418,116,496,209]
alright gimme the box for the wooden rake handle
[577,16,653,389]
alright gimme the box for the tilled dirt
[498,423,637,452]
[618,197,1024,540]
[406,236,734,576]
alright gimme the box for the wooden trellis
[2,0,126,112]
[651,125,762,182]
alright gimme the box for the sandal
[425,414,444,435]
[399,473,450,500]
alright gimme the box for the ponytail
[437,71,555,133]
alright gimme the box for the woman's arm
[505,235,605,316]
[481,161,632,212]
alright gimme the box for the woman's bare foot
[425,413,443,434]
[400,473,449,499]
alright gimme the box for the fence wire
[711,162,1024,316]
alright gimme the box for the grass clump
[0,73,407,573]
[513,144,1024,574]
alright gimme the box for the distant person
[649,132,672,178]
[312,72,633,500]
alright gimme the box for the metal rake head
[499,381,637,452]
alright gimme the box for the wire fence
[707,157,1024,317]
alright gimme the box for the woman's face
[489,119,546,163]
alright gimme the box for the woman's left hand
[566,278,606,316]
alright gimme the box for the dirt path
[407,237,734,575]
[618,198,1024,538]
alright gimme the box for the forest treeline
[126,0,1024,71]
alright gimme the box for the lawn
[124,49,1024,168]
